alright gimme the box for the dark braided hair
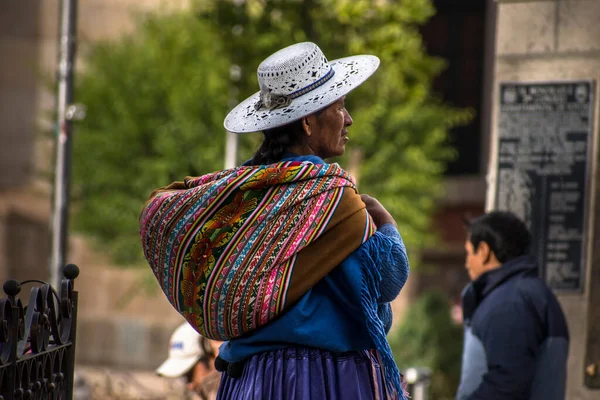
[250,119,307,165]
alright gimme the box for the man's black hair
[465,211,531,263]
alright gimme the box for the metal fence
[0,264,79,400]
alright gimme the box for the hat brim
[155,355,199,378]
[224,55,380,134]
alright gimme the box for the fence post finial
[63,264,80,280]
[3,279,21,297]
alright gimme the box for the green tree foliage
[389,291,463,400]
[73,13,230,263]
[72,0,471,264]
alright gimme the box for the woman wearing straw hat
[140,42,409,399]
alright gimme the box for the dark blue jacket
[456,255,569,400]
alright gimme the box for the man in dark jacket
[456,211,569,400]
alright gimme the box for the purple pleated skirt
[216,347,390,400]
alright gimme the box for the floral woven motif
[139,162,375,340]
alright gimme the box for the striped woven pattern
[140,162,375,340]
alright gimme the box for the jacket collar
[462,255,538,324]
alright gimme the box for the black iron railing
[0,264,79,400]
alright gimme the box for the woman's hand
[360,194,398,229]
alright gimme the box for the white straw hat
[224,42,379,134]
[156,323,203,378]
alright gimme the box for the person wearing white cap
[156,322,220,400]
[140,41,410,399]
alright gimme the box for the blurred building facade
[426,1,600,398]
[488,1,600,399]
[1,1,599,398]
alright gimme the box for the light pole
[50,0,81,290]
[225,65,241,169]
[224,129,238,169]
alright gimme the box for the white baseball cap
[156,322,204,378]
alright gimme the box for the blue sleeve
[320,224,408,327]
[376,224,410,303]
[467,301,543,399]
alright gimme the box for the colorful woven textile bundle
[139,162,375,340]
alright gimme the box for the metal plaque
[494,81,595,292]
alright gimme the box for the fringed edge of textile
[358,233,409,400]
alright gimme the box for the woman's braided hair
[250,119,306,165]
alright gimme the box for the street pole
[225,131,238,169]
[50,0,79,290]
[225,65,241,169]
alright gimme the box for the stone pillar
[486,1,600,399]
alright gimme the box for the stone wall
[0,1,43,189]
[489,1,600,398]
